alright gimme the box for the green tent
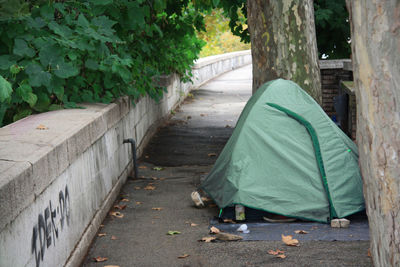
[201,79,364,223]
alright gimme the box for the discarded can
[235,205,245,221]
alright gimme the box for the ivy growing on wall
[0,0,205,126]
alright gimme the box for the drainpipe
[123,138,138,179]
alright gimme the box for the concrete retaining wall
[0,50,251,267]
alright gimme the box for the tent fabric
[201,79,364,223]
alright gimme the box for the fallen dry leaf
[139,166,147,169]
[152,207,163,211]
[100,224,104,228]
[152,177,158,180]
[209,226,220,234]
[367,248,371,257]
[98,233,107,237]
[109,211,124,218]
[159,177,166,181]
[190,223,199,227]
[267,249,285,256]
[222,218,236,224]
[276,254,286,259]
[93,256,108,262]
[178,254,190,259]
[134,186,141,190]
[199,236,216,243]
[207,153,217,157]
[282,234,299,246]
[144,185,156,190]
[136,201,143,205]
[111,235,118,240]
[201,196,212,202]
[208,204,217,207]
[36,124,49,130]
[121,198,130,202]
[114,204,127,210]
[294,230,309,234]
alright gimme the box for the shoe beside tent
[201,79,364,223]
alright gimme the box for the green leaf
[50,77,65,100]
[0,75,12,102]
[48,21,73,37]
[40,5,55,21]
[85,59,99,70]
[0,55,16,70]
[13,108,32,122]
[127,6,145,28]
[26,17,46,29]
[77,14,90,28]
[0,102,9,127]
[33,92,51,112]
[25,63,52,87]
[89,0,113,5]
[49,104,63,111]
[16,83,37,107]
[212,0,220,7]
[53,60,79,78]
[13,39,36,58]
[166,231,181,235]
[39,45,61,67]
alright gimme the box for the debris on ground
[199,237,217,243]
[167,231,181,235]
[209,226,220,234]
[294,230,309,234]
[236,224,250,234]
[281,234,299,246]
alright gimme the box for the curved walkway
[82,65,370,267]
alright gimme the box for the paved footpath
[82,65,371,267]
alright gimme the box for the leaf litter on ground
[178,254,190,259]
[268,249,286,259]
[281,234,299,246]
[144,184,156,190]
[199,236,216,243]
[109,211,124,218]
[294,230,309,234]
[93,256,108,262]
[152,207,163,211]
[209,226,220,234]
[114,204,127,210]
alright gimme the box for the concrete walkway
[82,65,371,267]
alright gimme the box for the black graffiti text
[31,185,70,267]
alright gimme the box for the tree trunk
[247,0,321,104]
[347,1,400,266]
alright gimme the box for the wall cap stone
[319,59,352,70]
[193,50,251,69]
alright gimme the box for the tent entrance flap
[266,102,337,221]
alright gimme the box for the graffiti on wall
[31,185,70,267]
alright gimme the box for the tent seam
[266,102,337,222]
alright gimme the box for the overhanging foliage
[0,0,205,126]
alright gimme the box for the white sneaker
[191,191,205,208]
